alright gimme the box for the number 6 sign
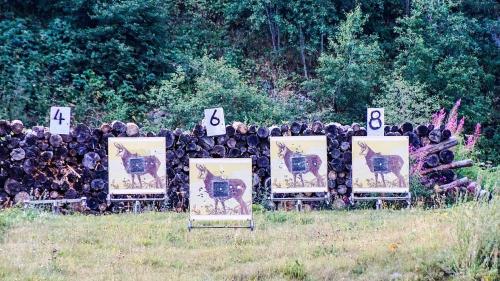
[204,107,226,136]
[367,108,384,136]
[49,106,71,135]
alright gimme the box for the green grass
[0,200,498,281]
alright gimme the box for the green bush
[265,212,289,224]
[147,56,290,128]
[307,6,383,123]
[282,260,308,280]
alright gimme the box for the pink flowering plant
[430,99,482,153]
[454,117,465,136]
[465,123,481,151]
[431,108,446,128]
[409,144,426,176]
[445,98,461,134]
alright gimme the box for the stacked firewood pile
[406,123,477,195]
[0,118,479,212]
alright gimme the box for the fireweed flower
[465,123,481,151]
[445,99,461,133]
[431,108,446,127]
[454,117,465,136]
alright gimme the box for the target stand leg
[249,219,255,231]
[133,200,141,214]
[162,195,169,211]
[52,202,61,214]
[295,199,303,212]
[81,197,87,210]
[406,192,411,209]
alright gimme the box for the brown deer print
[114,143,162,189]
[195,164,249,215]
[276,142,324,187]
[357,141,406,187]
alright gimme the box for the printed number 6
[210,109,220,126]
[369,110,382,130]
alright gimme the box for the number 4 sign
[50,106,71,135]
[367,108,384,136]
[204,107,226,137]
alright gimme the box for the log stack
[401,123,476,195]
[0,118,479,212]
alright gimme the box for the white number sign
[50,107,71,135]
[204,107,226,136]
[367,108,384,136]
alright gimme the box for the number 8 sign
[204,107,226,136]
[367,108,384,136]
[49,107,71,135]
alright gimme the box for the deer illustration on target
[276,142,324,187]
[114,143,163,189]
[357,141,406,187]
[195,164,249,215]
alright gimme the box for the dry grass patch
[0,201,497,281]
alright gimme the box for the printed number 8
[369,110,382,130]
[210,109,220,126]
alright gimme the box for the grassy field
[0,201,497,281]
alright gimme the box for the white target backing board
[270,136,328,193]
[189,158,252,221]
[352,136,409,193]
[108,137,166,195]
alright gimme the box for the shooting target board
[108,137,166,195]
[352,136,409,193]
[270,136,328,193]
[189,158,252,221]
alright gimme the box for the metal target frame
[349,192,411,210]
[22,197,87,214]
[107,137,169,213]
[188,158,254,231]
[351,136,411,209]
[270,136,330,210]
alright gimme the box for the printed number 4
[210,109,220,126]
[53,109,65,125]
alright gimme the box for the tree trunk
[299,26,308,79]
[265,5,277,53]
[411,138,458,160]
[320,33,324,54]
[435,177,470,193]
[421,159,473,175]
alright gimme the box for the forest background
[0,0,498,164]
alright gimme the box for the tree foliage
[374,74,440,124]
[0,0,498,162]
[308,6,383,123]
[148,56,287,128]
[394,0,496,124]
